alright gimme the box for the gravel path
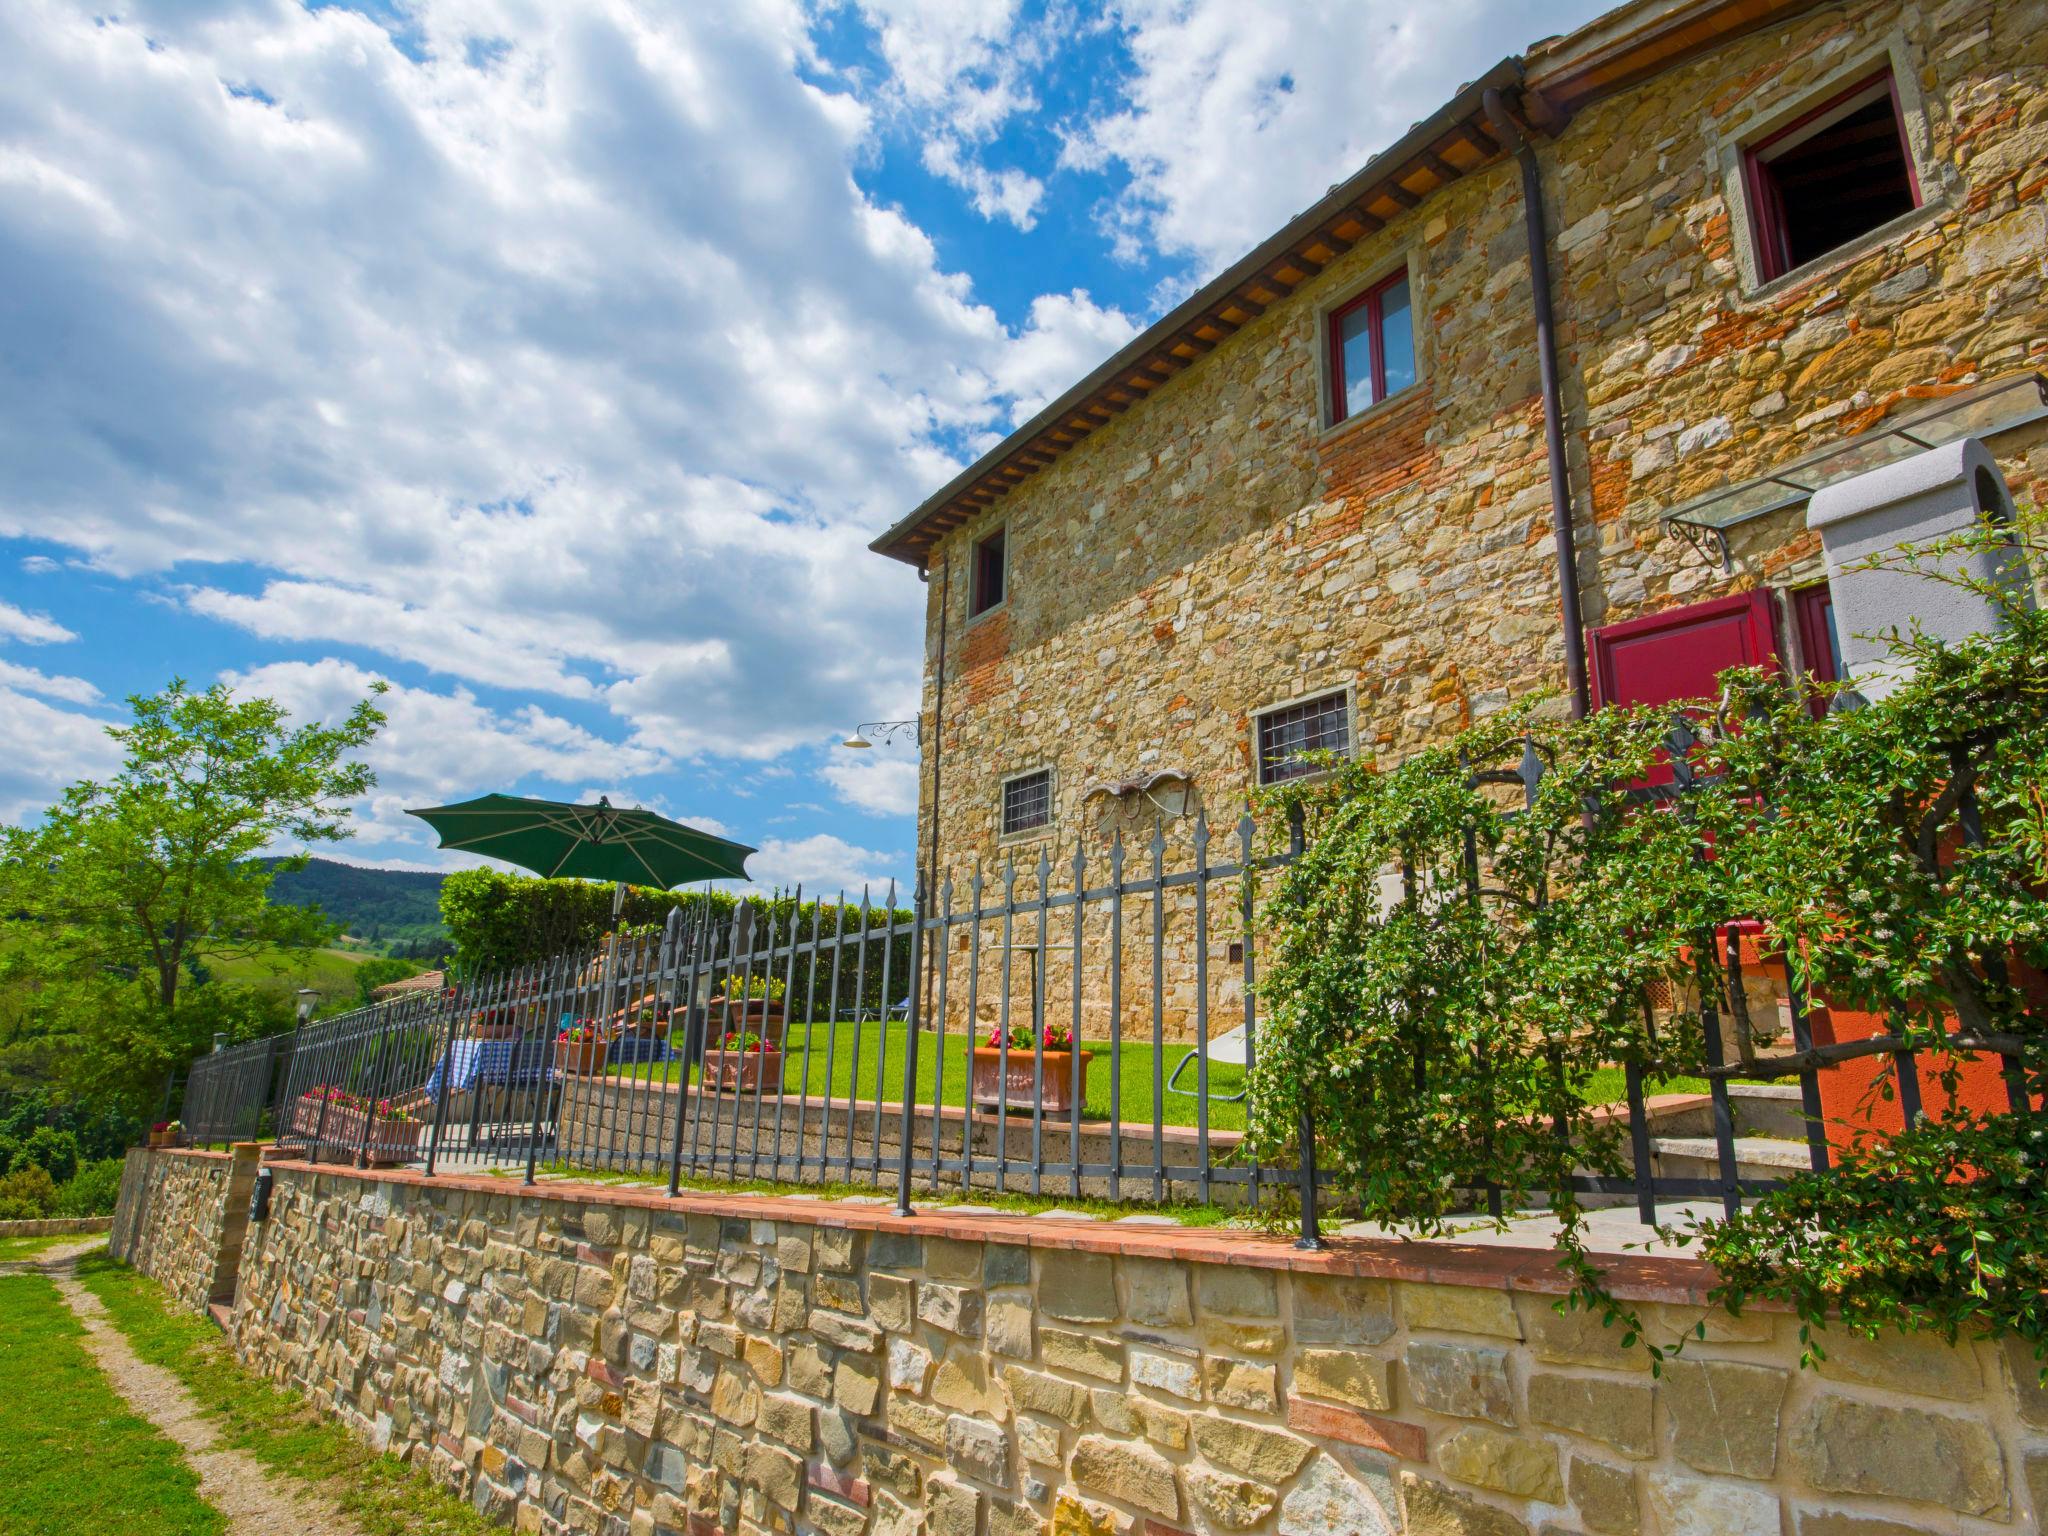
[12,1239,372,1536]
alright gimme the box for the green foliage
[0,679,384,1113]
[262,856,449,954]
[1251,508,2046,1367]
[9,1126,79,1185]
[52,1157,124,1217]
[0,1162,58,1220]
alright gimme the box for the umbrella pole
[601,881,626,1039]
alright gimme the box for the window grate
[1001,769,1052,837]
[1256,692,1351,785]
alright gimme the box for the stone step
[1727,1082,1813,1141]
[1650,1133,1817,1186]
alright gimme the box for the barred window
[1256,691,1351,785]
[1000,769,1052,838]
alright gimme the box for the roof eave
[869,56,1527,566]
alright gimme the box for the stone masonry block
[1042,1327,1125,1383]
[1070,1433,1178,1519]
[1661,1358,1788,1478]
[1790,1395,2006,1516]
[1646,1471,1780,1536]
[1189,1417,1314,1483]
[1293,1273,1395,1345]
[1567,1456,1638,1536]
[1203,1356,1279,1413]
[1525,1371,1653,1458]
[1294,1348,1392,1412]
[1405,1340,1516,1426]
[1120,1256,1193,1326]
[1039,1251,1118,1322]
[1398,1473,1529,1536]
[1398,1283,1520,1339]
[1279,1453,1395,1536]
[987,1290,1034,1358]
[1794,1510,1948,1536]
[1435,1425,1563,1502]
[869,1273,915,1332]
[918,1281,983,1338]
[1007,1365,1090,1426]
[1130,1345,1201,1400]
[1196,1265,1278,1318]
[1812,1329,1982,1402]
[1184,1467,1280,1531]
[1515,1295,1648,1371]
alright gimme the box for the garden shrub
[9,1126,81,1186]
[1249,509,2046,1368]
[0,1163,57,1220]
[53,1158,125,1218]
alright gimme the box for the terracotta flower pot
[702,1046,783,1093]
[557,1038,610,1076]
[708,997,785,1027]
[971,1048,1092,1115]
[286,1095,422,1165]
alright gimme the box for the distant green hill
[262,857,450,958]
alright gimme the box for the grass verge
[0,1269,224,1535]
[0,1230,89,1262]
[509,1162,1244,1226]
[75,1252,495,1536]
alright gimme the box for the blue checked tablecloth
[422,1031,674,1097]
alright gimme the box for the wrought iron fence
[170,715,2035,1248]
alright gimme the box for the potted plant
[971,1022,1093,1115]
[470,1006,520,1041]
[701,1029,783,1093]
[556,1022,609,1076]
[707,974,786,1028]
[619,996,669,1038]
[148,1120,180,1149]
[286,1088,422,1164]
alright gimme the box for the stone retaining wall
[110,1147,236,1313]
[110,1154,2048,1536]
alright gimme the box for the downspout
[918,557,950,1024]
[1484,88,1591,718]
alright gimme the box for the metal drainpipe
[1484,87,1591,718]
[918,557,950,1024]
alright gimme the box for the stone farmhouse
[872,0,2048,953]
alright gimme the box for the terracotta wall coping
[150,1147,233,1163]
[253,1153,1750,1310]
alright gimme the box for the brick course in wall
[114,1151,2048,1535]
[903,0,2048,1038]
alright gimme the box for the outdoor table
[423,1036,555,1099]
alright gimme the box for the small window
[1000,769,1052,838]
[1255,691,1351,785]
[970,528,1007,617]
[1744,71,1918,283]
[1328,270,1415,425]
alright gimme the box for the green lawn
[610,1019,1251,1132]
[77,1254,495,1536]
[0,1270,224,1536]
[0,1231,85,1263]
[608,1022,1718,1134]
[211,944,379,1016]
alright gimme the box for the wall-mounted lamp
[840,719,920,750]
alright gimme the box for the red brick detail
[1315,386,1438,506]
[503,1394,542,1426]
[686,1518,723,1536]
[959,608,1012,707]
[574,1242,615,1264]
[809,1463,871,1507]
[1287,1399,1428,1461]
[585,1358,622,1389]
[436,1432,465,1459]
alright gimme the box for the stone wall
[108,1155,2047,1535]
[109,1146,235,1313]
[910,0,2048,1034]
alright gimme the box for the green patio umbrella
[406,794,755,889]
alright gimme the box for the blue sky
[0,0,1610,895]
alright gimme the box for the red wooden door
[1590,590,1780,710]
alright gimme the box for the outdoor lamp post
[295,987,320,1024]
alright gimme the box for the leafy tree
[9,1125,79,1184]
[354,955,423,1006]
[0,679,385,1111]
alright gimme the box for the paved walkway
[6,1238,371,1536]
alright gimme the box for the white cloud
[745,831,905,896]
[0,659,101,705]
[0,0,1120,774]
[0,599,76,645]
[1064,0,1613,275]
[820,750,921,817]
[0,686,118,821]
[988,290,1141,418]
